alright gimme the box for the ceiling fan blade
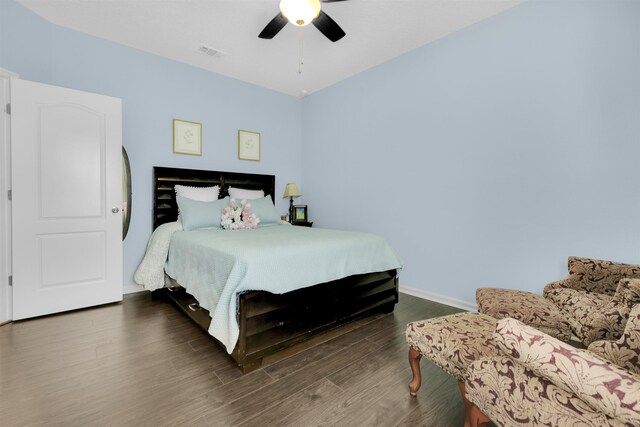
[258,13,288,39]
[312,10,346,42]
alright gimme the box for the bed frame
[151,166,399,372]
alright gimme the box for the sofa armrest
[588,304,640,376]
[542,278,590,295]
[466,357,618,426]
[619,304,640,332]
[494,317,640,424]
[611,278,640,306]
[543,279,566,295]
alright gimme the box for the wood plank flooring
[0,292,464,426]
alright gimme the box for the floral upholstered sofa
[544,256,640,345]
[465,305,640,426]
[408,256,640,425]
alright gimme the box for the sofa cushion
[545,287,628,345]
[545,287,613,310]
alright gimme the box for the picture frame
[238,130,260,161]
[173,119,202,156]
[293,205,308,222]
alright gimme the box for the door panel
[11,79,122,320]
[38,232,106,287]
[39,105,104,219]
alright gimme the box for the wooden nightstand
[291,221,313,227]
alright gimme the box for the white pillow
[175,185,220,202]
[228,187,265,200]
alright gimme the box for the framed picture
[173,119,202,156]
[238,130,260,161]
[293,205,308,221]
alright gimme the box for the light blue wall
[1,0,303,289]
[3,0,640,307]
[301,0,640,305]
[0,0,52,82]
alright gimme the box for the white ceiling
[18,0,522,98]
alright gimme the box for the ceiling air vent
[198,44,223,57]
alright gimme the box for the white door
[11,79,122,320]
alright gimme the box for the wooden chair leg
[408,346,422,396]
[458,381,491,427]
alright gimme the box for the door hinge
[7,190,11,201]
[5,104,9,115]
[8,276,12,287]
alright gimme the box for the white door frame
[0,67,18,325]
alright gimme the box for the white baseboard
[399,284,477,312]
[123,283,145,294]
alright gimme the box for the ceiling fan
[258,0,349,43]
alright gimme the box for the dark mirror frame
[122,146,132,240]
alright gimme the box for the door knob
[112,207,120,214]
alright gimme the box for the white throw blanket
[133,221,183,290]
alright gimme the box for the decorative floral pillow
[221,198,259,230]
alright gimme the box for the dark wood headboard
[153,166,276,229]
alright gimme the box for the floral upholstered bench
[405,312,500,425]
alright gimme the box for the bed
[149,166,400,372]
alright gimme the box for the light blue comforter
[164,224,402,353]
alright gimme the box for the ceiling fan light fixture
[279,0,321,27]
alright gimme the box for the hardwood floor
[0,292,464,426]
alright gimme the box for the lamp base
[288,197,294,223]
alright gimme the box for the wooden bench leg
[458,381,491,427]
[408,346,422,396]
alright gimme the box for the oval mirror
[122,146,132,240]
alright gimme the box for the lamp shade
[279,0,321,27]
[282,183,302,199]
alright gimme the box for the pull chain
[298,25,304,74]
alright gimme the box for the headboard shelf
[153,166,276,230]
[157,177,220,183]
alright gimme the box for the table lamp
[282,183,302,222]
